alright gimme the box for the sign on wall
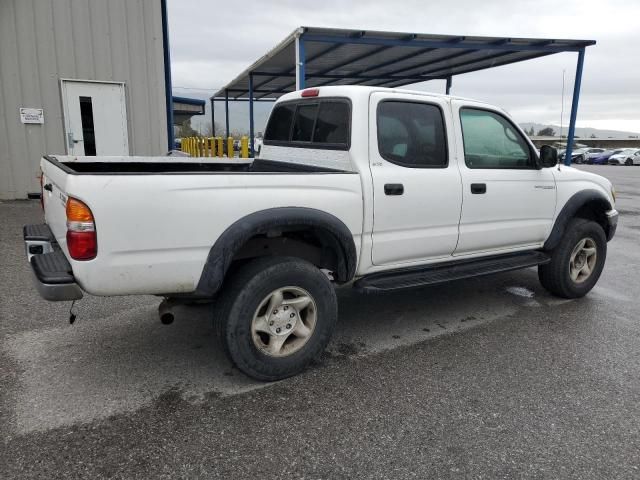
[19,108,44,124]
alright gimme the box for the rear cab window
[376,100,448,168]
[264,98,351,150]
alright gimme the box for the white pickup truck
[25,86,618,381]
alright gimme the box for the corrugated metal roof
[213,27,595,100]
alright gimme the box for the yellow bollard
[189,137,195,157]
[215,137,222,157]
[227,137,234,158]
[203,137,209,157]
[240,136,249,159]
[186,138,191,156]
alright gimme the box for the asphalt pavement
[1,165,639,479]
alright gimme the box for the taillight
[66,197,97,260]
[301,88,319,97]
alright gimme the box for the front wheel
[538,218,607,298]
[625,158,633,166]
[214,257,337,381]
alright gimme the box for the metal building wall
[0,0,168,199]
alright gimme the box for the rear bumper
[606,209,618,241]
[24,224,83,301]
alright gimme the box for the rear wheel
[539,218,607,298]
[214,257,337,381]
[625,158,633,166]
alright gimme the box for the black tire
[625,158,633,166]
[213,256,337,381]
[538,218,607,298]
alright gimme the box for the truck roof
[276,85,492,107]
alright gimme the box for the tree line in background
[525,126,599,139]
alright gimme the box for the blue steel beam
[249,73,255,157]
[436,51,554,78]
[355,37,465,76]
[366,41,554,89]
[362,49,476,85]
[446,77,452,95]
[365,38,513,82]
[211,98,215,137]
[251,33,365,93]
[297,36,306,89]
[250,72,443,81]
[290,34,418,90]
[301,34,592,53]
[417,50,519,77]
[564,48,586,166]
[224,90,229,138]
[160,0,174,150]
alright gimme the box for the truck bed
[39,154,363,296]
[46,156,350,174]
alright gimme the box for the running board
[355,251,551,293]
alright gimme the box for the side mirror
[539,145,558,168]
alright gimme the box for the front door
[370,92,463,266]
[452,102,556,255]
[61,80,129,156]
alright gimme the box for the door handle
[470,183,486,194]
[43,183,53,192]
[384,183,404,195]
[67,133,81,146]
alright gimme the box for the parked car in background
[559,147,589,164]
[592,149,624,165]
[583,148,606,164]
[608,148,640,165]
[558,147,606,164]
[559,148,581,163]
[631,151,640,166]
[254,137,263,157]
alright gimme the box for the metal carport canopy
[211,26,595,162]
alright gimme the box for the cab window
[264,99,350,149]
[460,108,533,169]
[377,101,448,168]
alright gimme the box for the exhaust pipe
[158,299,175,325]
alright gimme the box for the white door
[452,102,556,255]
[61,80,129,155]
[370,93,463,266]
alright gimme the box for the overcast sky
[167,0,640,134]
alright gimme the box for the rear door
[61,80,129,156]
[452,102,556,255]
[369,93,462,266]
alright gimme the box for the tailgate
[40,157,71,249]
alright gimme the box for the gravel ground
[1,165,639,479]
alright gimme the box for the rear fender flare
[196,207,357,296]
